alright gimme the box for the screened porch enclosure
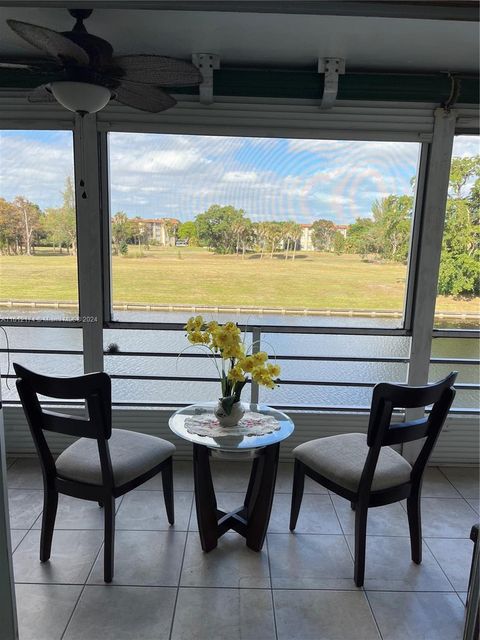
[0,98,478,463]
[0,4,479,640]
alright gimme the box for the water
[1,313,478,411]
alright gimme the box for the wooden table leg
[245,443,279,552]
[193,444,218,552]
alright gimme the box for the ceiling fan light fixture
[49,81,111,114]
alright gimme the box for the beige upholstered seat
[293,432,412,493]
[56,428,176,487]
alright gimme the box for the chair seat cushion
[293,433,412,493]
[56,428,176,488]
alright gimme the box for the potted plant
[182,315,281,426]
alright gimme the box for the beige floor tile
[367,591,465,640]
[268,532,355,589]
[274,589,381,640]
[116,490,193,530]
[181,531,270,588]
[331,495,409,536]
[171,587,276,640]
[13,529,103,584]
[440,467,479,500]
[425,537,474,591]
[8,489,44,529]
[88,529,186,586]
[8,459,43,490]
[270,493,342,534]
[345,534,452,591]
[15,583,81,640]
[63,585,177,640]
[419,497,477,538]
[32,494,123,530]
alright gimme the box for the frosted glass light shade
[50,81,111,114]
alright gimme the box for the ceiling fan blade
[27,84,57,103]
[111,55,202,86]
[113,83,176,112]
[7,19,90,65]
[0,56,63,72]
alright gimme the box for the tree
[346,217,380,259]
[438,195,479,297]
[264,221,282,258]
[42,176,77,255]
[13,196,42,255]
[371,195,413,262]
[311,219,336,251]
[177,221,198,244]
[164,219,178,246]
[255,221,270,259]
[449,157,480,198]
[0,198,22,254]
[195,205,247,254]
[111,212,132,255]
[333,231,345,255]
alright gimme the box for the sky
[0,130,477,225]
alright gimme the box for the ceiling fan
[2,8,203,114]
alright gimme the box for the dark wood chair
[289,372,458,587]
[14,363,176,582]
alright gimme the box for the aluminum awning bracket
[192,53,220,105]
[318,57,345,110]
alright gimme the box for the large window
[108,133,420,328]
[0,129,78,320]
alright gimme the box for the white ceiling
[0,7,478,73]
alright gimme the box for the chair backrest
[14,363,113,486]
[360,372,458,493]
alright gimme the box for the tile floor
[6,457,479,640]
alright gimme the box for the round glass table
[169,402,294,552]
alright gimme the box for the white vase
[214,399,245,427]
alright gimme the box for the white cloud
[223,171,258,183]
[0,132,74,209]
[0,130,427,224]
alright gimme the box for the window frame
[102,126,427,337]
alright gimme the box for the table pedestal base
[193,442,280,552]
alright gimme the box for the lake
[1,310,478,412]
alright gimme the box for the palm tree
[290,223,302,260]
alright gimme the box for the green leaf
[221,395,238,415]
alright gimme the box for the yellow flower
[251,351,268,366]
[267,363,281,378]
[227,365,245,383]
[188,330,205,344]
[185,315,205,332]
[238,356,255,373]
[222,342,244,360]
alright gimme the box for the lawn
[0,246,478,315]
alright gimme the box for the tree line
[0,156,478,297]
[0,177,76,256]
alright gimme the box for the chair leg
[162,458,175,525]
[103,497,115,583]
[407,489,422,564]
[40,488,58,562]
[354,503,368,587]
[289,460,305,531]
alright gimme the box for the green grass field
[0,246,478,314]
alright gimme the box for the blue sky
[0,130,476,224]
